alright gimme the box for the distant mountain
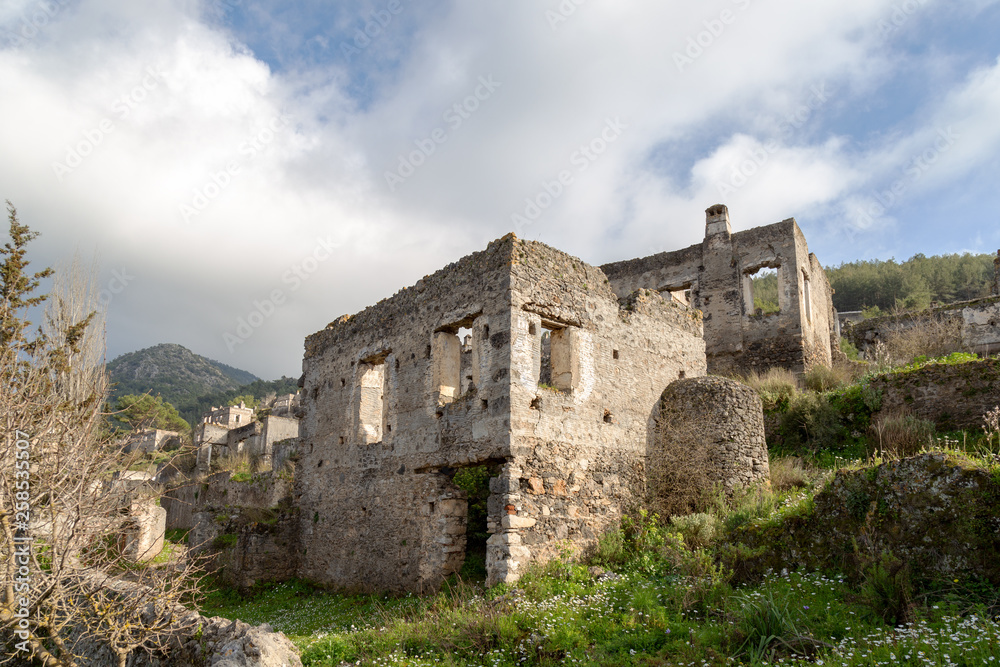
[107,343,260,409]
[106,344,301,430]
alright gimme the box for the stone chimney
[994,250,999,296]
[705,204,732,238]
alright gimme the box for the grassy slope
[197,354,1000,666]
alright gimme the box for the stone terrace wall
[190,506,300,590]
[162,471,291,531]
[499,238,706,582]
[868,359,1000,431]
[729,453,1000,586]
[844,296,1000,357]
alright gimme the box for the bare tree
[0,202,200,666]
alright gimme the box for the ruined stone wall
[844,296,1000,357]
[867,359,1000,431]
[190,506,300,590]
[162,471,292,532]
[261,415,300,459]
[799,242,835,371]
[125,500,166,562]
[296,237,516,593]
[125,428,180,454]
[600,207,834,374]
[226,420,262,453]
[497,238,706,583]
[296,235,707,591]
[728,219,808,375]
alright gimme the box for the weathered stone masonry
[295,205,834,593]
[600,205,835,375]
[297,235,706,591]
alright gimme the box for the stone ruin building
[600,205,835,375]
[194,399,301,471]
[293,205,831,591]
[124,427,180,454]
[841,248,1000,358]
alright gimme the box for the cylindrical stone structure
[648,376,769,512]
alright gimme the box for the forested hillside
[108,343,258,403]
[107,343,298,429]
[826,252,996,312]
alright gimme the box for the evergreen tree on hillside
[112,394,190,433]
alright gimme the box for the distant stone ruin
[124,427,180,454]
[194,398,300,471]
[601,205,835,375]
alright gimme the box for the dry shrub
[880,309,965,366]
[984,406,1000,447]
[739,367,800,411]
[647,417,717,517]
[669,512,717,549]
[868,410,935,459]
[803,364,855,392]
[768,456,809,492]
[214,448,267,475]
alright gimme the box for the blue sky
[1,0,999,379]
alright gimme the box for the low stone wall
[868,359,1000,431]
[845,296,1000,357]
[729,452,1000,585]
[163,471,292,531]
[190,506,300,590]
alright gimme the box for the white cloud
[0,0,998,378]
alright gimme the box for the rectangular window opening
[357,351,390,444]
[745,266,780,316]
[539,322,575,392]
[803,271,813,323]
[659,282,694,306]
[433,315,482,406]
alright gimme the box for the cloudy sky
[2,0,999,380]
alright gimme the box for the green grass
[188,368,1000,666]
[196,558,1000,666]
[189,447,1000,666]
[188,467,1000,665]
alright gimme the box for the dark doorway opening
[451,461,501,582]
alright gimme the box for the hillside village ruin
[138,205,1000,593]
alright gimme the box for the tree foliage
[827,252,996,312]
[227,393,259,410]
[112,394,190,434]
[0,202,199,666]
